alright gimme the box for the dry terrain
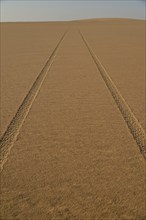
[0,19,145,220]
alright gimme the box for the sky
[0,0,145,22]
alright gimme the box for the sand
[0,22,68,135]
[0,20,145,219]
[79,19,145,128]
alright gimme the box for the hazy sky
[0,0,145,22]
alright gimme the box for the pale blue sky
[0,0,145,22]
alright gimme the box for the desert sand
[0,19,145,219]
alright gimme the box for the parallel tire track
[0,32,67,172]
[80,31,146,160]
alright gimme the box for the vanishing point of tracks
[0,30,145,172]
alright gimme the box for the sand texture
[0,20,145,220]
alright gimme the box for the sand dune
[0,19,145,220]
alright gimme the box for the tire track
[80,31,146,160]
[0,31,67,172]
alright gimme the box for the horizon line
[0,17,145,23]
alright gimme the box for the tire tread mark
[80,31,146,160]
[0,32,67,172]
